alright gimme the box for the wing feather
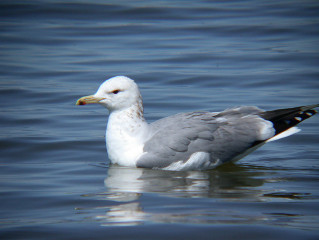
[137,107,271,169]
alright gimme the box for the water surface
[1,1,319,239]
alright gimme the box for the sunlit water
[1,1,319,239]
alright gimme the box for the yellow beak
[76,95,105,105]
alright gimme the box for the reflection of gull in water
[103,167,144,202]
[93,165,312,226]
[97,165,265,226]
[104,165,264,199]
[96,202,146,227]
[104,165,212,201]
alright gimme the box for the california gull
[76,76,318,171]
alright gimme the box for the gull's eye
[112,90,120,94]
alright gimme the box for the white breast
[106,128,145,167]
[105,106,150,167]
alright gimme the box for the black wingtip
[259,104,318,135]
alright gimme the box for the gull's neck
[106,98,149,167]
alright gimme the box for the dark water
[1,0,319,239]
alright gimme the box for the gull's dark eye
[112,90,120,94]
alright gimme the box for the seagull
[76,76,318,171]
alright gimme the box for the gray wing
[136,106,269,169]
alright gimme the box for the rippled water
[1,0,319,239]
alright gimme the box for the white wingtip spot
[294,117,302,121]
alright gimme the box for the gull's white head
[76,76,142,112]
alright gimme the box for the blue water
[1,0,319,239]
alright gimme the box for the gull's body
[76,76,318,171]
